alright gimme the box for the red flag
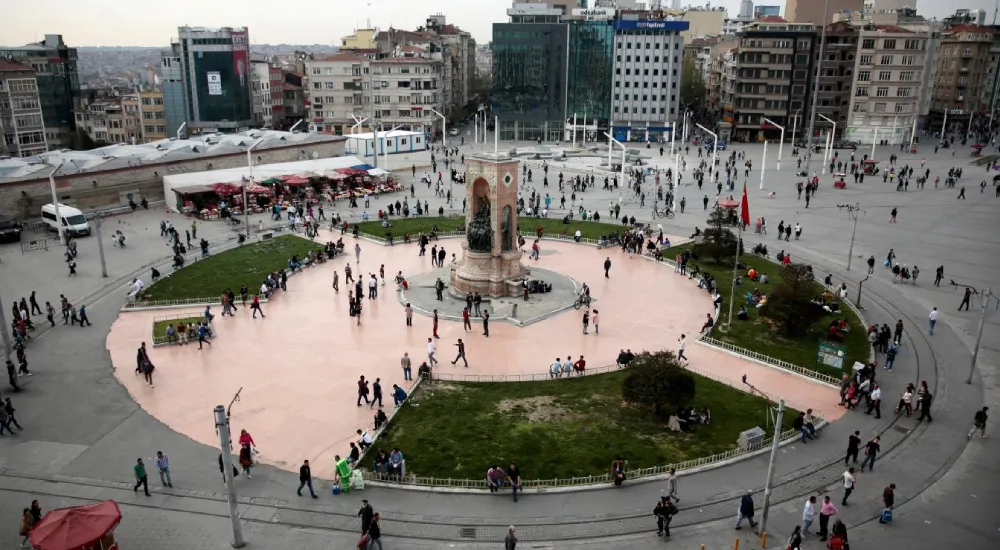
[740,182,751,226]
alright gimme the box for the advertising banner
[232,29,249,90]
[207,72,222,95]
[613,20,690,31]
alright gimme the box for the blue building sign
[613,20,690,31]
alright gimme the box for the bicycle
[651,206,675,219]
[573,295,592,309]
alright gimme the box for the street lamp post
[695,123,718,179]
[817,114,836,175]
[872,127,878,159]
[838,202,864,271]
[428,108,447,149]
[604,132,627,202]
[760,140,768,190]
[761,117,784,170]
[246,137,266,237]
[176,122,187,140]
[909,116,917,152]
[758,399,786,540]
[791,109,801,145]
[289,119,304,133]
[47,162,65,244]
[215,404,247,548]
[93,211,108,278]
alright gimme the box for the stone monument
[450,152,527,296]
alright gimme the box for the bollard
[511,303,518,318]
[760,532,767,548]
[733,538,739,550]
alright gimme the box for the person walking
[133,458,151,496]
[462,307,472,331]
[677,334,688,361]
[251,295,265,318]
[867,255,876,276]
[508,461,522,502]
[735,489,758,530]
[19,507,35,549]
[845,431,861,464]
[451,339,468,367]
[154,451,172,488]
[4,398,23,432]
[78,304,91,326]
[604,257,612,278]
[841,467,856,505]
[358,499,374,535]
[959,287,973,311]
[928,307,938,335]
[504,525,518,550]
[332,270,339,292]
[968,406,988,439]
[427,338,438,367]
[859,436,880,472]
[367,513,384,550]
[357,376,370,406]
[482,309,490,337]
[197,322,211,349]
[879,483,896,524]
[405,302,413,326]
[916,390,933,422]
[654,496,679,539]
[297,460,318,498]
[666,467,679,502]
[865,384,882,418]
[370,378,383,408]
[432,309,440,338]
[401,352,412,381]
[818,496,837,541]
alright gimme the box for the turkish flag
[740,182,751,226]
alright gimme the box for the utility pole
[0,288,13,361]
[215,391,246,548]
[967,286,998,384]
[94,212,109,278]
[838,203,864,271]
[758,399,786,540]
[802,0,832,176]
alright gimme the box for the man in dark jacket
[736,489,758,529]
[654,496,679,538]
[916,391,933,422]
[880,483,896,524]
[358,499,374,534]
[297,460,317,498]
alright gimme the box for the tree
[679,56,707,111]
[694,208,740,263]
[760,263,825,336]
[621,351,696,416]
[72,128,99,151]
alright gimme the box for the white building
[739,0,754,19]
[251,58,273,130]
[345,130,427,158]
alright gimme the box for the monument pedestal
[451,244,526,296]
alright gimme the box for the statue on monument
[501,206,514,252]
[467,196,494,252]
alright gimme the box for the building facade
[160,48,186,138]
[0,34,80,149]
[567,19,615,134]
[931,25,995,128]
[0,61,48,157]
[175,26,254,133]
[251,57,273,129]
[813,23,859,141]
[610,19,688,142]
[139,90,167,142]
[786,0,863,26]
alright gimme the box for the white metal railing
[429,364,623,383]
[698,336,841,387]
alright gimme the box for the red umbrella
[30,500,122,550]
[211,183,242,195]
[336,168,368,176]
[717,199,739,208]
[285,177,310,186]
[245,184,272,194]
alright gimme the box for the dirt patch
[426,382,464,393]
[496,396,582,423]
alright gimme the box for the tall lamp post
[695,123,718,179]
[289,119,304,133]
[176,122,187,140]
[761,117,785,170]
[802,0,832,175]
[758,399,786,541]
[245,137,266,237]
[47,161,65,244]
[428,108,447,149]
[838,203,864,271]
[817,114,836,175]
[604,132,627,202]
[966,286,999,384]
[215,397,246,548]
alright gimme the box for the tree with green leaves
[694,207,740,264]
[621,351,696,416]
[760,263,825,336]
[680,56,707,111]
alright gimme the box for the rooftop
[0,130,344,184]
[759,16,788,23]
[0,60,33,72]
[873,24,913,33]
[374,57,437,64]
[310,52,365,63]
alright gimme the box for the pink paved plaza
[107,234,843,478]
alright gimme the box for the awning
[262,177,283,184]
[368,168,390,176]
[285,177,311,186]
[30,500,122,550]
[717,199,739,208]
[351,164,374,170]
[211,183,242,195]
[245,184,272,194]
[324,172,349,180]
[336,168,368,176]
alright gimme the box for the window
[855,86,868,97]
[144,125,155,134]
[876,87,889,97]
[894,103,908,113]
[857,70,870,82]
[874,102,887,112]
[8,79,37,93]
[901,55,916,66]
[882,39,896,49]
[880,55,894,65]
[878,71,892,81]
[896,87,911,97]
[904,39,920,50]
[862,38,876,49]
[899,71,915,82]
[14,114,42,127]
[860,55,873,65]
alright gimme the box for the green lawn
[355,216,621,241]
[375,371,796,480]
[142,235,319,301]
[665,243,869,378]
[151,316,203,344]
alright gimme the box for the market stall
[29,500,122,550]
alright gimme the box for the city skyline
[3,0,991,48]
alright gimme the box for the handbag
[880,507,893,524]
[356,534,371,549]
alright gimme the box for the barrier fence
[699,336,842,387]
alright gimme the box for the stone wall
[0,139,345,218]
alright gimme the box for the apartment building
[139,90,167,142]
[813,22,859,140]
[786,0,863,26]
[0,34,80,149]
[726,17,817,142]
[931,25,995,127]
[251,58,273,129]
[0,61,48,157]
[269,67,285,129]
[305,52,371,135]
[370,56,443,134]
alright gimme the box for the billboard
[207,72,222,95]
[572,7,615,19]
[613,20,690,31]
[232,29,249,90]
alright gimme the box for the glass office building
[491,23,569,142]
[567,20,614,134]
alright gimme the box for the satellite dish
[311,151,319,159]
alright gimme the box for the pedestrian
[508,461,521,502]
[654,496,678,538]
[432,309,440,338]
[845,430,861,464]
[297,460,318,498]
[865,384,882,418]
[968,406,988,439]
[6,359,20,393]
[133,458,151,496]
[462,307,472,331]
[367,512,384,550]
[20,508,34,548]
[818,495,837,541]
[482,309,490,337]
[889,206,897,222]
[251,295,265,318]
[592,309,600,334]
[916,390,933,422]
[155,451,172,488]
[332,270,339,292]
[666,467,679,502]
[735,489,758,529]
[4,398,22,431]
[197,322,211,349]
[928,307,938,335]
[677,334,687,361]
[603,257,612,278]
[879,483,895,524]
[0,406,16,435]
[371,378,383,408]
[355,243,362,263]
[504,525,518,550]
[582,309,590,334]
[29,291,41,315]
[427,338,438,367]
[867,255,876,276]
[451,338,468,367]
[841,467,856,505]
[357,376,370,406]
[358,499,374,534]
[859,436,880,472]
[959,287,973,311]
[78,304,91,326]
[45,301,55,327]
[405,302,413,326]
[401,352,412,381]
[787,525,803,550]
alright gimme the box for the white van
[41,203,91,237]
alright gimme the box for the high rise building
[0,61,48,157]
[740,0,755,19]
[250,56,273,130]
[160,48,186,138]
[785,0,863,26]
[174,26,254,133]
[755,5,781,17]
[0,34,79,149]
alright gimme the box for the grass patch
[142,235,319,301]
[375,372,796,480]
[355,216,620,241]
[151,316,203,344]
[665,243,869,378]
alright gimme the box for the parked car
[0,214,23,243]
[832,140,858,149]
[449,128,459,136]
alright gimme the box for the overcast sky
[3,0,992,47]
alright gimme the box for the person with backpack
[654,496,679,538]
